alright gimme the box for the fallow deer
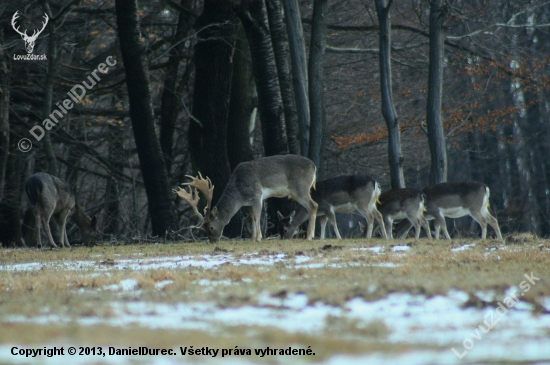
[25,173,98,248]
[376,188,432,239]
[172,154,318,242]
[277,175,387,239]
[396,181,503,241]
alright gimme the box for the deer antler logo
[11,11,49,54]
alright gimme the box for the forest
[1,0,549,245]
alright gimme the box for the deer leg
[42,214,58,248]
[413,219,422,239]
[421,217,432,239]
[396,220,414,239]
[482,211,503,241]
[319,216,328,239]
[383,215,394,239]
[249,206,257,241]
[57,208,71,248]
[326,209,342,239]
[34,211,42,248]
[405,213,422,239]
[364,200,387,239]
[356,206,373,239]
[295,195,317,241]
[65,229,70,248]
[470,211,489,240]
[251,200,263,242]
[433,212,450,239]
[485,214,504,242]
[433,220,441,239]
[372,208,387,239]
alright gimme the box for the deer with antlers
[11,11,49,54]
[172,155,318,242]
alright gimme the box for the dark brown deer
[277,175,387,239]
[24,173,98,247]
[376,188,432,239]
[396,181,503,241]
[172,155,318,242]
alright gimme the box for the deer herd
[173,154,503,243]
[20,154,503,248]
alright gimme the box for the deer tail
[375,181,382,205]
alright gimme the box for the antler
[172,186,204,227]
[11,11,26,38]
[183,172,214,214]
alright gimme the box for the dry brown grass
[1,237,549,359]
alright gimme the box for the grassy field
[0,234,549,364]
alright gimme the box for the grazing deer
[277,175,387,240]
[376,188,432,239]
[25,173,98,248]
[396,181,503,241]
[172,155,318,242]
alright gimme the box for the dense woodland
[0,0,549,245]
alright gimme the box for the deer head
[12,11,49,54]
[72,204,99,246]
[277,210,296,239]
[172,173,224,242]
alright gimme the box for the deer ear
[289,211,296,221]
[210,206,218,219]
[91,216,97,228]
[277,211,284,220]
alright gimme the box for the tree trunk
[375,0,405,189]
[282,0,310,156]
[308,0,328,176]
[236,0,290,237]
[227,24,254,171]
[0,148,26,247]
[188,0,241,237]
[103,123,123,236]
[237,0,288,157]
[266,0,300,155]
[426,0,448,185]
[0,27,9,203]
[41,1,59,176]
[159,0,194,175]
[115,0,176,236]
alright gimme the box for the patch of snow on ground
[0,253,291,273]
[2,290,550,364]
[452,243,476,252]
[155,280,173,289]
[351,246,383,253]
[391,245,410,252]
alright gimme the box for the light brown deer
[396,181,503,241]
[24,173,98,248]
[277,175,387,239]
[172,155,318,242]
[376,188,432,239]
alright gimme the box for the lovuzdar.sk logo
[12,10,48,61]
